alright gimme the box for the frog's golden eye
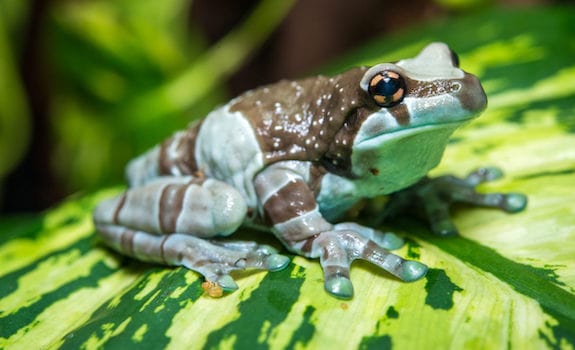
[368,71,406,107]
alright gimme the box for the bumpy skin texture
[93,43,527,299]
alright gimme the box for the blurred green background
[0,0,562,214]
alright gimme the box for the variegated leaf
[1,6,574,350]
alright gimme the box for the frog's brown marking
[112,192,127,224]
[457,74,487,112]
[158,183,189,233]
[262,179,317,224]
[159,235,171,264]
[230,68,369,165]
[388,103,410,125]
[158,121,202,176]
[297,234,317,254]
[404,77,463,99]
[402,74,485,112]
[119,228,135,256]
[321,104,383,178]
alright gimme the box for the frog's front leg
[255,162,427,299]
[383,167,528,236]
[93,176,289,293]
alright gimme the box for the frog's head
[350,42,487,194]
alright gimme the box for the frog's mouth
[354,118,472,150]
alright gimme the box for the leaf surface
[1,6,575,350]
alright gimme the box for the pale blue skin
[94,43,527,299]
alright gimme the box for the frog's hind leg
[96,226,288,292]
[94,176,289,294]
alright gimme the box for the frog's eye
[368,71,406,107]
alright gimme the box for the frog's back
[191,69,364,203]
[127,68,367,206]
[228,69,367,165]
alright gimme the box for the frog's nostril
[450,82,462,93]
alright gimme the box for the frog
[93,42,527,299]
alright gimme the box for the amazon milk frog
[94,43,526,299]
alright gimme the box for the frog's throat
[350,121,468,190]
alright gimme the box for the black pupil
[373,75,400,97]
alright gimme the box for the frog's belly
[194,106,264,207]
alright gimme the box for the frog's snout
[459,73,487,113]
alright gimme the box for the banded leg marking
[157,182,188,233]
[94,175,290,296]
[94,177,247,237]
[96,224,168,265]
[254,162,332,244]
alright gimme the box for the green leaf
[1,5,575,350]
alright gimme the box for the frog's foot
[385,167,527,236]
[300,226,427,299]
[176,237,291,294]
[97,225,290,296]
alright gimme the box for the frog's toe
[265,254,290,271]
[478,166,504,181]
[465,166,504,185]
[243,250,290,272]
[332,223,404,250]
[215,274,239,292]
[312,230,427,299]
[398,261,428,282]
[502,192,528,213]
[361,242,428,282]
[325,276,354,300]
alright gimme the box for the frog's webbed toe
[165,236,291,295]
[385,167,527,236]
[457,167,527,212]
[307,228,427,299]
[332,222,405,250]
